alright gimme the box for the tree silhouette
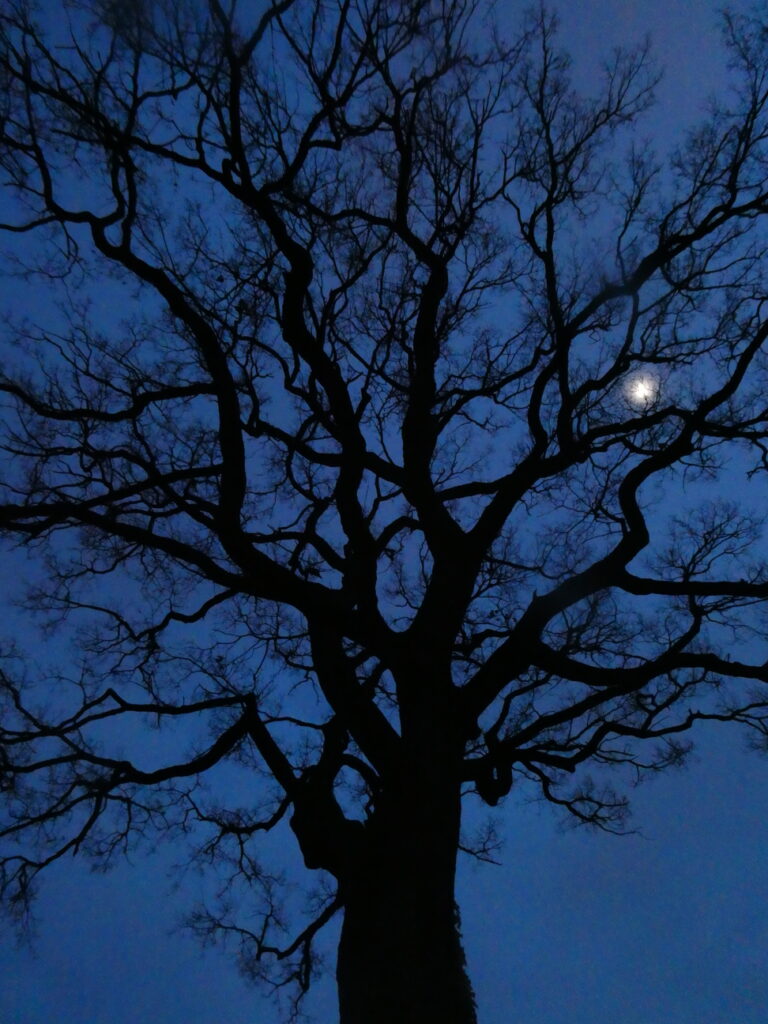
[2,2,768,1021]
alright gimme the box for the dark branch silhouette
[2,1,768,1021]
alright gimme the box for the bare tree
[2,1,768,1020]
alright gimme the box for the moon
[625,373,659,407]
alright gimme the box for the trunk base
[337,872,477,1024]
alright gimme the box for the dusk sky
[2,2,768,1023]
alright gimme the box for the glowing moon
[625,373,659,407]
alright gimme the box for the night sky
[2,2,768,1022]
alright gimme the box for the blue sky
[2,2,768,1022]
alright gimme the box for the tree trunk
[335,784,477,1024]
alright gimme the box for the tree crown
[2,0,768,1009]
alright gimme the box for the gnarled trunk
[335,782,477,1024]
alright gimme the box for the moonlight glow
[626,374,659,407]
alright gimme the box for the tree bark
[335,783,477,1024]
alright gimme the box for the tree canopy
[2,1,768,1020]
